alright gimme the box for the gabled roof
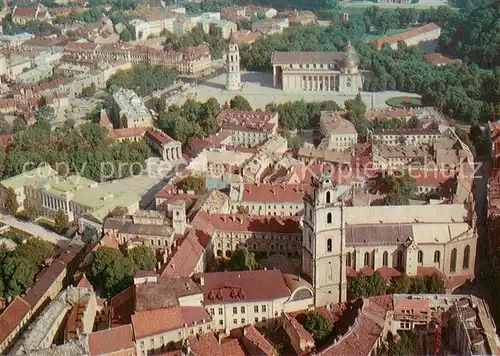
[0,297,31,346]
[88,325,135,355]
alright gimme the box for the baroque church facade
[271,42,366,94]
[302,174,477,307]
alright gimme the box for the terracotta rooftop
[145,129,175,146]
[241,325,277,355]
[13,7,36,17]
[320,111,357,135]
[411,169,454,186]
[0,297,31,346]
[371,127,440,136]
[75,274,93,289]
[365,108,420,121]
[288,315,315,344]
[394,298,429,312]
[131,306,211,339]
[240,183,311,203]
[373,23,441,49]
[188,333,246,356]
[0,134,14,148]
[199,269,291,304]
[24,260,67,308]
[110,127,147,140]
[182,44,210,59]
[88,325,135,356]
[210,214,301,234]
[218,110,277,132]
[423,53,462,66]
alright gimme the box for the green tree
[16,237,54,267]
[35,106,56,122]
[12,117,27,133]
[81,83,97,98]
[391,274,411,293]
[89,247,136,296]
[128,246,156,270]
[229,96,252,111]
[120,26,132,42]
[425,275,445,293]
[282,130,300,150]
[177,175,206,194]
[24,203,40,221]
[367,273,387,296]
[54,209,69,234]
[3,188,19,214]
[409,276,427,294]
[349,274,369,300]
[385,170,417,205]
[1,254,36,298]
[303,311,334,346]
[469,122,482,139]
[231,247,259,271]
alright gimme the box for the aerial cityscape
[0,0,498,355]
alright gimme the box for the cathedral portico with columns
[271,42,367,94]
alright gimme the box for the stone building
[271,42,365,94]
[112,88,153,129]
[302,173,477,306]
[145,129,183,162]
[368,127,442,146]
[373,23,441,50]
[226,35,241,91]
[319,111,358,153]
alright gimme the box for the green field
[386,96,422,108]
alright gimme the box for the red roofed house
[88,324,136,356]
[179,44,212,76]
[373,23,441,50]
[132,306,212,355]
[282,314,315,355]
[0,297,31,354]
[423,53,462,67]
[145,129,183,162]
[197,270,294,332]
[12,5,52,24]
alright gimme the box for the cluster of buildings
[372,22,442,50]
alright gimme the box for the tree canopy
[3,188,18,214]
[229,96,253,111]
[303,311,334,346]
[54,209,69,234]
[231,247,259,271]
[385,171,417,205]
[128,246,156,270]
[177,175,206,195]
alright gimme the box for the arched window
[346,252,351,267]
[463,245,470,269]
[216,249,223,257]
[450,248,457,273]
[327,212,332,224]
[352,251,356,270]
[397,250,403,268]
[364,252,370,267]
[225,250,232,258]
[382,251,388,267]
[418,251,423,263]
[327,239,332,253]
[434,250,440,263]
[326,191,331,204]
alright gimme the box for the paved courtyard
[193,71,421,110]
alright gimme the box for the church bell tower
[226,33,241,91]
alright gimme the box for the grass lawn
[386,96,422,108]
[364,28,411,42]
[36,217,56,230]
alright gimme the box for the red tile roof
[188,129,232,151]
[182,44,210,60]
[218,110,277,133]
[76,274,93,289]
[199,269,291,304]
[92,233,120,252]
[188,333,246,356]
[241,325,277,356]
[373,23,441,49]
[375,266,401,281]
[0,134,14,148]
[24,260,66,308]
[288,315,315,344]
[423,53,462,66]
[411,169,454,186]
[145,129,174,146]
[240,183,310,203]
[110,127,147,140]
[0,297,31,346]
[13,7,36,17]
[394,298,429,313]
[210,214,301,234]
[365,108,420,121]
[88,325,135,356]
[131,306,211,339]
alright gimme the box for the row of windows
[209,305,268,316]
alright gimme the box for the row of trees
[349,272,445,300]
[266,100,340,131]
[164,26,226,59]
[0,238,55,299]
[106,63,179,97]
[0,118,151,182]
[2,16,59,35]
[89,245,156,296]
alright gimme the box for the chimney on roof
[237,274,241,278]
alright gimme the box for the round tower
[226,34,241,91]
[341,41,359,74]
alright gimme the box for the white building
[112,88,153,128]
[302,173,477,306]
[319,111,358,153]
[368,127,442,146]
[226,35,241,91]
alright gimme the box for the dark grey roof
[271,51,344,65]
[345,223,413,246]
[119,222,173,237]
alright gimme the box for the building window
[210,308,214,315]
[233,307,237,314]
[255,317,259,323]
[418,250,423,263]
[397,250,403,268]
[218,308,223,315]
[241,318,246,324]
[383,251,388,267]
[434,250,440,263]
[450,248,457,273]
[262,305,267,313]
[241,306,245,313]
[327,212,332,224]
[254,305,258,313]
[364,252,370,267]
[233,319,238,324]
[463,245,470,269]
[327,238,332,253]
[346,252,351,267]
[219,319,223,325]
[326,191,331,203]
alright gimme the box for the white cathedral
[302,173,477,306]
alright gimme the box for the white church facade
[302,174,477,306]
